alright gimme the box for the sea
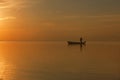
[0,41,120,80]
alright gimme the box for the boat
[67,41,86,45]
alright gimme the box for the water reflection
[0,50,15,80]
[0,60,5,79]
[68,43,86,52]
[0,41,119,80]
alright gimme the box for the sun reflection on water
[0,61,5,79]
[0,54,16,80]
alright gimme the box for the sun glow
[0,17,16,21]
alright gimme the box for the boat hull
[67,41,86,45]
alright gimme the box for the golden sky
[0,0,120,41]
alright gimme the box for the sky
[0,0,120,41]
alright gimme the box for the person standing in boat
[80,37,83,43]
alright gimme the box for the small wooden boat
[67,41,86,45]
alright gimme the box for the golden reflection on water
[0,41,119,80]
[0,50,15,80]
[0,60,5,78]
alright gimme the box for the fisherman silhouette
[80,37,83,43]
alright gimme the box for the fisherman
[80,37,83,42]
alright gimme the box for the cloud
[0,0,40,20]
[0,0,5,3]
[0,16,16,20]
[84,15,120,18]
[64,14,120,18]
[0,0,10,9]
[0,0,40,9]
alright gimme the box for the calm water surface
[0,41,120,80]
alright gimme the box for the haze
[0,0,120,41]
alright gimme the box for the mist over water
[0,41,120,80]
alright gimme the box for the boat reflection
[67,42,86,52]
